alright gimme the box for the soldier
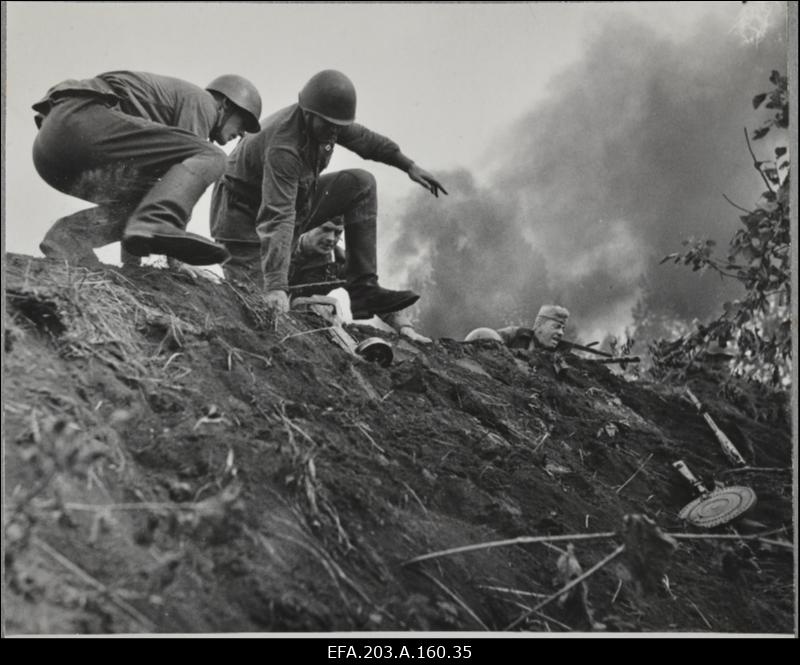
[209,69,447,323]
[33,71,262,267]
[465,305,570,350]
[288,216,432,343]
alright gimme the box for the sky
[2,1,793,341]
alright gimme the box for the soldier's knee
[344,169,376,191]
[206,148,227,179]
[39,237,60,258]
[185,145,227,183]
[40,218,72,249]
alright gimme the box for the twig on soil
[504,544,626,631]
[215,338,273,368]
[65,501,181,512]
[162,352,183,370]
[279,409,318,448]
[507,600,574,632]
[420,571,490,631]
[542,542,568,555]
[319,498,353,550]
[686,598,713,630]
[671,528,786,543]
[355,422,386,453]
[32,536,155,631]
[279,326,335,344]
[273,512,374,608]
[611,578,623,604]
[478,584,546,599]
[403,531,616,566]
[400,481,429,515]
[757,538,793,550]
[615,453,654,494]
[532,431,550,453]
[719,466,791,475]
[272,528,353,609]
[274,403,315,458]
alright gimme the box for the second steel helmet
[206,75,262,133]
[298,70,356,126]
[464,327,503,343]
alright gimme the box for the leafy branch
[655,72,790,386]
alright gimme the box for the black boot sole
[123,232,230,266]
[351,292,419,320]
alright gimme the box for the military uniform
[209,103,412,295]
[33,71,229,266]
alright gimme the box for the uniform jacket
[33,71,218,139]
[497,326,545,350]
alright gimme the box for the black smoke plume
[387,11,789,342]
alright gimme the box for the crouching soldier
[241,214,432,343]
[33,71,262,268]
[465,305,570,351]
[209,69,447,326]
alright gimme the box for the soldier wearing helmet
[465,305,571,351]
[209,69,447,322]
[32,71,262,268]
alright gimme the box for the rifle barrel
[288,279,347,292]
[587,356,641,365]
[563,340,614,358]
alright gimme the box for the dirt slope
[3,253,795,635]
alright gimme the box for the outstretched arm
[407,163,448,197]
[338,123,447,197]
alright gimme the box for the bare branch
[721,192,755,215]
[504,544,626,631]
[744,127,776,193]
[403,531,617,566]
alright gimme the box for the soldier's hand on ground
[264,289,290,315]
[399,326,433,345]
[408,164,448,197]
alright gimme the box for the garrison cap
[535,305,570,325]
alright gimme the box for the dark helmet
[464,327,503,343]
[206,75,262,133]
[298,70,356,126]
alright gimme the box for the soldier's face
[212,110,248,145]
[306,220,344,255]
[309,114,341,145]
[534,318,566,349]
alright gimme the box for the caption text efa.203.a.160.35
[327,645,472,659]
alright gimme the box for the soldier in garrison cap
[465,305,570,351]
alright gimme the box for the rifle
[585,356,640,365]
[559,339,614,358]
[288,279,347,293]
[559,340,639,365]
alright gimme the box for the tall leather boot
[123,159,229,265]
[340,181,418,317]
[40,205,125,268]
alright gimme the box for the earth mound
[3,253,794,634]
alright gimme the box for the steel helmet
[464,327,503,343]
[298,70,356,126]
[206,75,262,133]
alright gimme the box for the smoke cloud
[386,11,789,342]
